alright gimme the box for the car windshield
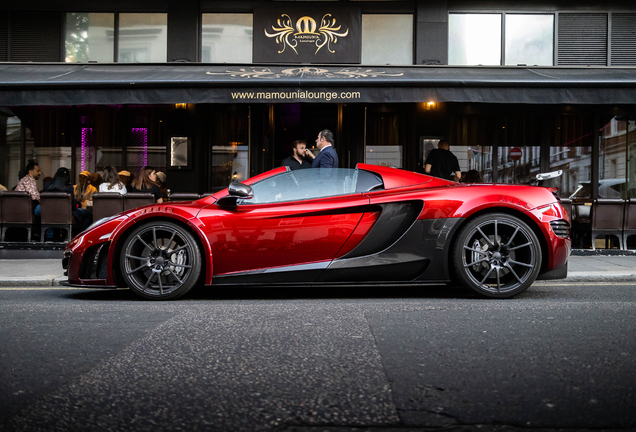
[240,168,360,204]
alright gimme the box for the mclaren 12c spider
[63,164,570,300]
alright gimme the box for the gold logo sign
[265,13,349,55]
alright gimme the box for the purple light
[81,127,93,171]
[132,128,148,167]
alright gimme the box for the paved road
[1,282,635,432]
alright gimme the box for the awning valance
[1,63,635,106]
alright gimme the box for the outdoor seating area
[0,188,211,244]
[564,198,636,250]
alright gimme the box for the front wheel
[452,213,542,298]
[120,221,201,300]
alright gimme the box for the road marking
[534,282,636,286]
[0,287,120,291]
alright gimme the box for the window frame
[448,11,556,66]
[64,11,168,63]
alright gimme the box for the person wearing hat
[118,170,132,188]
[74,170,98,209]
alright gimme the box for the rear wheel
[452,213,541,298]
[120,221,201,300]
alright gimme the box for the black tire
[120,221,201,300]
[451,213,541,298]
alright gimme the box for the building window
[361,14,413,65]
[449,13,554,66]
[449,14,501,65]
[65,13,115,63]
[505,14,553,66]
[599,117,636,199]
[201,14,253,63]
[365,108,403,169]
[65,12,167,63]
[118,13,167,63]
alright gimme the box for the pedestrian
[425,140,461,182]
[304,129,339,168]
[99,166,127,194]
[130,166,163,203]
[15,161,42,215]
[281,140,312,170]
[74,170,98,209]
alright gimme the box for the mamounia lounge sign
[253,6,361,64]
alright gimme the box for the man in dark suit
[305,129,339,168]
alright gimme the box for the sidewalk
[0,255,635,287]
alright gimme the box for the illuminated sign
[254,7,361,64]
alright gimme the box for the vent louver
[558,13,608,66]
[611,13,636,66]
[10,11,61,62]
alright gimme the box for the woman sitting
[99,166,127,195]
[46,167,93,233]
[74,170,98,209]
[130,166,163,203]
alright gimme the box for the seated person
[129,166,163,203]
[74,170,98,209]
[46,167,93,233]
[99,166,127,194]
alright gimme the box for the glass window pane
[548,115,593,199]
[505,14,554,66]
[65,13,114,62]
[246,169,358,204]
[125,106,167,179]
[366,111,402,168]
[495,116,541,184]
[3,117,24,190]
[211,107,249,192]
[118,13,167,63]
[599,116,636,199]
[449,14,501,65]
[362,14,413,65]
[449,114,493,182]
[202,14,253,63]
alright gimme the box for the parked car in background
[569,179,626,199]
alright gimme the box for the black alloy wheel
[452,213,541,298]
[120,221,201,300]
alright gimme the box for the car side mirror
[217,182,254,207]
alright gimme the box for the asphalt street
[0,282,635,432]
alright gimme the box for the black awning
[1,63,636,106]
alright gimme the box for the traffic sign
[510,147,522,161]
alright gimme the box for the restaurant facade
[1,0,635,208]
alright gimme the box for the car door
[200,169,370,283]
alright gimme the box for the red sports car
[63,164,570,300]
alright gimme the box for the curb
[2,274,636,288]
[0,275,64,287]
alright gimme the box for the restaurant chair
[570,199,593,248]
[623,198,636,249]
[124,193,155,211]
[169,193,201,202]
[591,199,625,250]
[40,192,74,243]
[92,192,124,221]
[0,191,33,242]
